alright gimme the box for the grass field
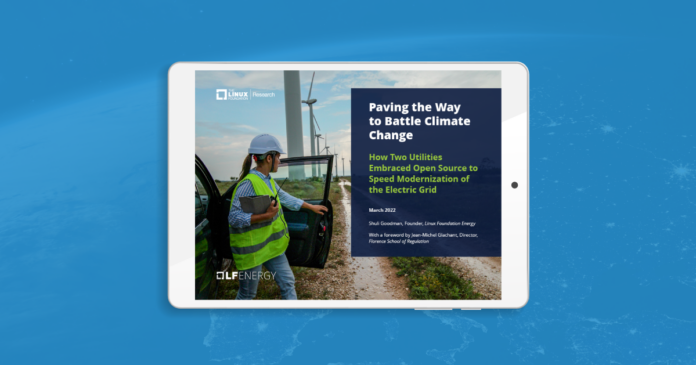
[214,180,235,195]
[277,178,326,200]
[391,257,481,300]
[213,177,338,200]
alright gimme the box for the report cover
[194,70,502,301]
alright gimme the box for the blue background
[1,1,695,364]
[351,88,502,257]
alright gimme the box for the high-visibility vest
[229,173,289,271]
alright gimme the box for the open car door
[194,155,230,298]
[276,155,335,269]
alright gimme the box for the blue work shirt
[228,169,304,228]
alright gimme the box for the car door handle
[318,221,326,237]
[195,218,209,235]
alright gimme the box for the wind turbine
[321,133,331,155]
[315,133,323,156]
[333,143,339,180]
[302,72,320,176]
[320,135,336,179]
[312,113,322,155]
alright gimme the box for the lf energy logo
[216,271,276,280]
[216,271,238,280]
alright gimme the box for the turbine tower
[283,71,305,180]
[302,72,320,177]
[334,151,338,181]
[315,134,323,156]
[321,133,331,155]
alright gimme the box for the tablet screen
[193,70,503,301]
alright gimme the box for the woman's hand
[251,200,279,224]
[300,201,329,215]
[308,204,328,215]
[265,200,279,217]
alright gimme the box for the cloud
[382,71,501,88]
[197,124,353,179]
[328,124,352,176]
[196,121,259,135]
[329,71,392,92]
[300,123,352,176]
[196,132,290,180]
[197,70,500,91]
[302,105,326,112]
[299,71,345,86]
[325,70,501,91]
[328,94,351,102]
[195,135,254,180]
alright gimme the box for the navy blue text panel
[351,88,501,257]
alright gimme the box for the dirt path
[339,180,408,300]
[437,256,502,299]
[299,179,497,301]
[291,180,355,300]
[338,179,497,300]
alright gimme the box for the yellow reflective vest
[229,174,289,271]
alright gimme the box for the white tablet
[169,62,528,309]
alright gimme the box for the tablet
[169,62,529,309]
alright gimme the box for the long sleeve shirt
[228,169,304,228]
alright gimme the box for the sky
[195,70,502,180]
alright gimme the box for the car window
[275,159,330,201]
[195,175,208,196]
[195,175,209,225]
[195,190,202,209]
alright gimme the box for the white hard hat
[248,134,286,155]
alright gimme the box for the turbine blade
[313,114,321,131]
[307,72,315,100]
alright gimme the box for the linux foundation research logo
[216,89,249,101]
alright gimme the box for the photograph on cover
[194,70,502,300]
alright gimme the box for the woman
[228,134,328,300]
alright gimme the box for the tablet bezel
[169,62,529,309]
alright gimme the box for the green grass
[277,178,326,200]
[324,180,341,204]
[391,257,481,300]
[214,181,235,195]
[215,177,340,201]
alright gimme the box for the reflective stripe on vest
[228,210,282,234]
[229,173,290,271]
[230,227,288,255]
